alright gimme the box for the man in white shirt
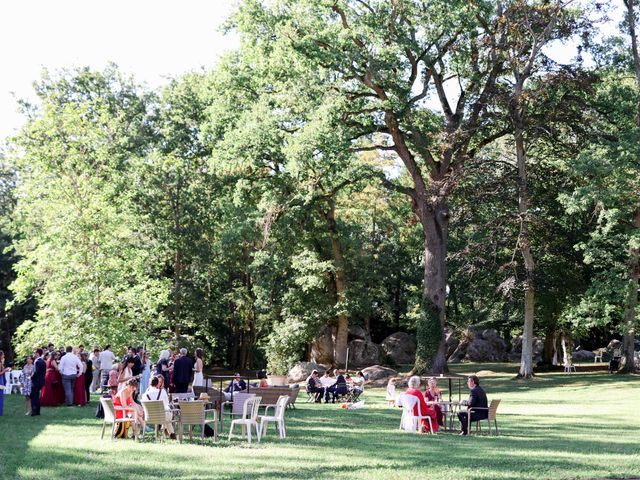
[319,370,336,403]
[98,345,117,391]
[143,376,174,436]
[58,346,82,406]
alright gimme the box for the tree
[232,0,514,373]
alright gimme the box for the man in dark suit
[172,348,193,393]
[131,346,143,377]
[30,348,46,416]
[224,373,248,399]
[458,375,488,435]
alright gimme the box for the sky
[0,1,624,144]
[0,0,240,142]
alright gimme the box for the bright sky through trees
[0,0,239,142]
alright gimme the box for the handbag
[114,421,131,438]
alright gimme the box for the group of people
[392,374,488,435]
[305,369,365,403]
[0,343,206,418]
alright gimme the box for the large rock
[466,338,507,362]
[348,325,371,342]
[464,329,507,362]
[287,362,327,383]
[509,335,544,363]
[310,325,334,365]
[572,349,595,362]
[361,365,397,382]
[448,329,474,363]
[348,339,383,367]
[381,332,416,364]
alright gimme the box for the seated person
[254,369,269,387]
[113,379,145,437]
[351,371,365,398]
[457,375,488,436]
[305,370,324,403]
[403,375,438,433]
[327,369,348,403]
[143,375,174,437]
[224,373,247,400]
[424,377,444,427]
[319,370,335,402]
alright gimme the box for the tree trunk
[561,332,573,366]
[622,0,640,373]
[621,208,640,373]
[413,193,449,374]
[321,200,349,368]
[513,95,536,379]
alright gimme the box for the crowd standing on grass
[0,343,207,419]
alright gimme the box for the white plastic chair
[397,393,433,434]
[564,363,576,373]
[228,396,262,445]
[259,395,289,439]
[5,370,22,395]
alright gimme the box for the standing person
[83,352,93,402]
[131,347,143,377]
[20,356,35,415]
[89,348,100,393]
[41,352,60,406]
[98,345,117,392]
[118,357,136,392]
[458,375,488,436]
[192,348,204,387]
[73,352,87,406]
[156,350,171,388]
[30,349,46,416]
[0,350,10,416]
[139,351,152,394]
[59,346,82,406]
[172,348,193,394]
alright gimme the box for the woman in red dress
[405,376,439,433]
[113,379,145,438]
[424,377,445,427]
[73,353,87,406]
[41,352,62,406]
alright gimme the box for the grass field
[0,363,639,480]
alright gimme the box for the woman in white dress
[192,348,204,387]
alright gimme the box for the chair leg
[247,425,252,446]
[111,423,116,440]
[495,420,499,436]
[228,423,233,442]
[101,421,106,439]
[179,422,183,443]
[487,419,491,435]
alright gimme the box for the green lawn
[1,363,639,480]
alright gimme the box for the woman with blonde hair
[424,377,445,427]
